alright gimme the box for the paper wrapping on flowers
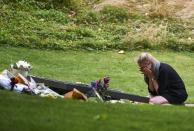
[0,69,63,99]
[33,83,64,99]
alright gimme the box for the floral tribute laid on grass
[1,60,101,100]
[0,59,193,106]
[0,60,149,104]
[0,60,63,98]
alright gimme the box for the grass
[0,47,194,102]
[0,47,194,131]
[1,1,194,130]
[1,87,194,131]
[0,0,194,51]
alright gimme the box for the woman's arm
[148,77,159,93]
[144,67,159,93]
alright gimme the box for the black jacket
[145,63,188,104]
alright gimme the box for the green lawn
[1,90,194,131]
[0,47,194,102]
[1,47,194,131]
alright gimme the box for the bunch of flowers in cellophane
[0,60,63,98]
[91,77,111,100]
[9,60,63,98]
[10,60,32,77]
[0,60,34,95]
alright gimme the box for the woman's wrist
[148,75,154,80]
[148,76,155,81]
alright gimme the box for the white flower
[11,60,32,71]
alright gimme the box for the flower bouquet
[91,76,111,101]
[10,60,32,77]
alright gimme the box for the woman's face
[139,60,152,73]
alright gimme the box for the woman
[137,52,188,104]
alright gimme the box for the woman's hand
[142,67,154,79]
[139,61,154,79]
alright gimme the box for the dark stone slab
[31,76,149,103]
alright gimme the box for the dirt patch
[93,0,194,18]
[175,0,194,18]
[93,0,130,11]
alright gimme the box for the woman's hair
[137,52,159,65]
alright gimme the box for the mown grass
[0,47,194,102]
[1,86,194,131]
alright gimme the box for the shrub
[67,27,95,38]
[168,23,186,34]
[34,9,69,23]
[35,0,84,11]
[190,42,194,51]
[1,0,21,3]
[76,11,100,25]
[129,13,146,21]
[149,0,174,19]
[165,37,188,51]
[122,23,168,50]
[1,0,84,11]
[100,6,129,23]
[123,36,153,50]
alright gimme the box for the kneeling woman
[137,52,188,104]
